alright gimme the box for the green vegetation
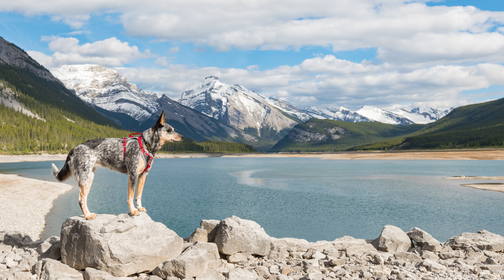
[0,86,129,153]
[396,98,504,149]
[160,138,256,153]
[269,119,425,152]
[0,63,115,126]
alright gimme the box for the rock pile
[2,213,504,280]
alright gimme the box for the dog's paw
[138,207,147,213]
[131,209,140,216]
[85,213,97,220]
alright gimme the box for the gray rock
[372,225,412,253]
[37,236,61,260]
[189,228,208,243]
[185,242,220,261]
[2,232,34,248]
[152,248,208,279]
[196,269,226,280]
[420,259,447,273]
[60,213,183,277]
[407,227,442,252]
[200,220,220,243]
[0,271,33,280]
[214,216,271,256]
[447,230,504,251]
[225,268,259,280]
[36,258,84,280]
[84,267,132,280]
[272,237,310,252]
[227,253,252,264]
[345,244,377,257]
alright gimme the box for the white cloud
[168,47,179,54]
[31,36,152,69]
[113,55,504,110]
[4,1,504,64]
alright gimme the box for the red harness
[122,133,154,174]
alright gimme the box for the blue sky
[1,0,504,111]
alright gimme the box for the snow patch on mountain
[264,97,312,121]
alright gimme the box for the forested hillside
[269,119,424,152]
[160,138,256,153]
[0,80,129,153]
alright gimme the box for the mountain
[179,76,300,141]
[273,97,504,152]
[0,37,116,127]
[301,105,452,125]
[264,97,312,122]
[394,97,504,149]
[0,37,128,152]
[52,64,160,125]
[303,106,372,122]
[269,119,425,152]
[52,65,263,147]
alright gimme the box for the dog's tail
[52,155,72,182]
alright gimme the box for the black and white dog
[52,111,183,220]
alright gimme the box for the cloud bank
[4,0,504,109]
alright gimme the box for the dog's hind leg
[78,170,96,220]
[136,173,148,213]
[128,175,140,216]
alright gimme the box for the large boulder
[406,227,442,252]
[35,258,84,280]
[60,213,183,277]
[152,248,209,279]
[214,216,271,256]
[372,225,411,253]
[447,230,504,251]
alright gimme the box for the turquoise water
[1,158,504,242]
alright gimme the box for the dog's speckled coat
[52,111,183,220]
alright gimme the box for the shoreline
[1,149,504,163]
[0,173,73,240]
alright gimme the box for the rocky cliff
[0,37,60,83]
[2,214,504,280]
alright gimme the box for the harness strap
[122,133,154,175]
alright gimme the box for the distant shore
[2,149,504,163]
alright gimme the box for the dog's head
[148,111,184,147]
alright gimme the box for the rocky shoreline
[2,214,504,280]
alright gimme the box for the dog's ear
[153,111,166,129]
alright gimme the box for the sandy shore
[222,150,504,160]
[2,150,504,162]
[0,174,73,240]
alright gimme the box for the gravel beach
[0,173,72,240]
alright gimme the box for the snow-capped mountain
[179,76,298,140]
[53,65,160,124]
[356,106,414,125]
[301,105,451,125]
[52,65,259,144]
[392,107,453,124]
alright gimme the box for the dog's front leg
[136,173,148,213]
[128,176,140,216]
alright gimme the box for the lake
[1,157,503,242]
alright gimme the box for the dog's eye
[167,127,173,133]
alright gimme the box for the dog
[52,111,183,220]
